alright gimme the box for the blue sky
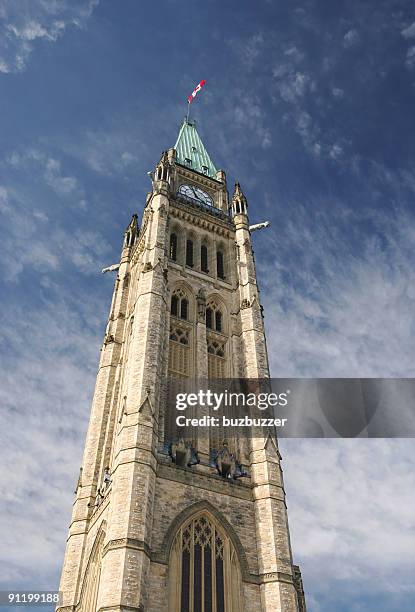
[1,1,415,611]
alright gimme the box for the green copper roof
[174,120,217,178]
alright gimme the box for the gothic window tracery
[168,513,243,612]
[206,303,223,333]
[207,339,226,379]
[169,323,191,378]
[79,529,105,612]
[171,289,189,321]
[169,288,193,379]
[206,300,227,380]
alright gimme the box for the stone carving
[102,467,111,491]
[89,467,112,510]
[241,298,251,309]
[196,288,207,322]
[74,467,83,494]
[211,441,247,479]
[169,438,200,468]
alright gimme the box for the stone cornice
[175,164,223,188]
[170,198,234,236]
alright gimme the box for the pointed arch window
[80,530,105,612]
[168,513,243,612]
[201,244,209,273]
[171,294,179,317]
[180,298,189,320]
[206,307,213,329]
[186,240,194,267]
[170,233,178,261]
[215,311,222,333]
[206,304,223,333]
[169,288,192,379]
[217,250,225,279]
[171,289,190,321]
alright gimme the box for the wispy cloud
[8,149,83,198]
[0,292,105,587]
[0,0,99,73]
[260,198,415,378]
[343,28,360,48]
[401,22,415,39]
[405,45,415,69]
[0,148,112,281]
[282,438,415,610]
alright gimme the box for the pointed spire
[174,119,217,178]
[231,182,248,216]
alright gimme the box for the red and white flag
[187,79,206,103]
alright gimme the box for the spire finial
[232,182,248,217]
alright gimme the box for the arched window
[171,294,179,317]
[171,290,189,321]
[180,298,188,320]
[206,307,213,329]
[206,300,227,380]
[168,513,243,612]
[169,288,192,379]
[170,233,178,261]
[217,250,225,279]
[201,244,209,273]
[186,240,194,267]
[215,311,222,333]
[79,529,105,612]
[206,304,223,333]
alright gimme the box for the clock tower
[57,119,306,612]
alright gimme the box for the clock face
[178,184,213,207]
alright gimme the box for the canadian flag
[188,79,206,103]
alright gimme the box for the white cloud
[281,439,415,602]
[0,150,111,281]
[284,45,304,63]
[257,196,415,606]
[343,29,359,48]
[0,0,99,73]
[58,125,148,176]
[0,295,105,587]
[271,48,345,161]
[405,45,415,69]
[401,22,415,39]
[260,202,415,378]
[328,143,343,159]
[7,149,82,197]
[242,32,264,69]
[121,151,137,165]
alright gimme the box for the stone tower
[58,119,306,612]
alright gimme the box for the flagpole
[186,80,205,123]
